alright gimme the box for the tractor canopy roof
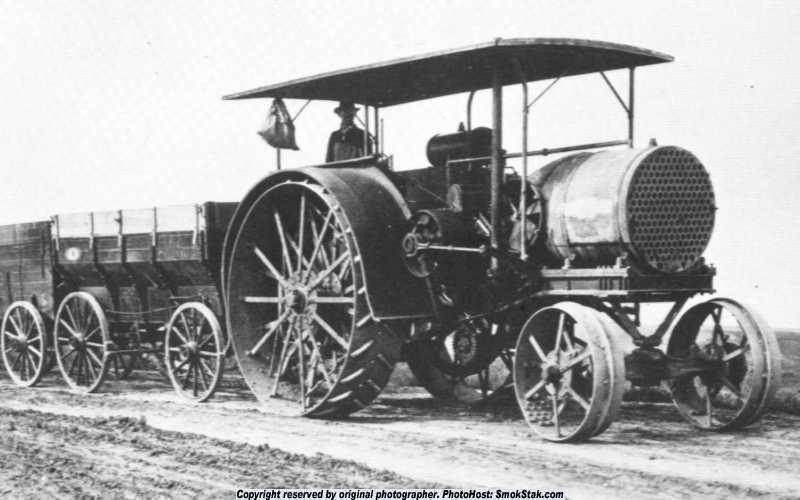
[223,38,672,107]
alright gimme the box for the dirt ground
[1,331,799,499]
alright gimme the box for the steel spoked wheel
[227,180,398,417]
[667,298,781,431]
[406,319,514,403]
[54,292,109,393]
[513,302,623,442]
[1,301,48,387]
[165,302,225,402]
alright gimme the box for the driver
[325,101,372,162]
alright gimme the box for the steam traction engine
[223,39,778,440]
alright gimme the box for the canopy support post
[276,149,282,171]
[364,105,370,154]
[374,107,380,154]
[490,68,503,273]
[466,90,476,131]
[628,67,635,147]
[514,57,529,261]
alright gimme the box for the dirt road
[1,368,799,500]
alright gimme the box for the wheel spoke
[560,348,591,373]
[254,246,291,288]
[303,209,334,282]
[312,313,348,349]
[86,347,104,370]
[170,326,190,345]
[565,386,591,411]
[271,326,295,396]
[273,210,295,274]
[59,318,80,338]
[297,326,307,409]
[199,357,216,380]
[555,312,565,356]
[197,359,210,391]
[722,343,750,362]
[524,379,547,400]
[720,376,743,401]
[314,296,353,304]
[307,252,350,291]
[26,334,41,345]
[242,296,282,303]
[28,345,42,358]
[248,309,292,356]
[65,302,80,333]
[3,330,21,341]
[297,193,307,275]
[527,334,548,362]
[552,392,561,437]
[84,326,101,342]
[7,314,23,337]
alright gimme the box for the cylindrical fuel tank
[426,127,492,167]
[532,145,715,273]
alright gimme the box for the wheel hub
[288,289,308,313]
[542,364,563,384]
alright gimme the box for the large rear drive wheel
[1,301,48,387]
[53,292,110,394]
[227,180,398,417]
[513,302,624,442]
[667,297,781,431]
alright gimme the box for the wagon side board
[0,221,54,319]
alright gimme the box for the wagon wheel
[666,298,781,431]
[513,302,624,442]
[227,180,398,417]
[53,292,110,393]
[164,302,224,402]
[405,319,514,403]
[1,301,48,387]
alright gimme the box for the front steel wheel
[667,297,781,431]
[513,302,624,442]
[1,301,48,387]
[227,180,398,417]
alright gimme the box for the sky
[0,1,799,328]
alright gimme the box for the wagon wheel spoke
[169,326,190,346]
[86,347,104,370]
[7,314,23,338]
[58,319,80,338]
[197,359,210,392]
